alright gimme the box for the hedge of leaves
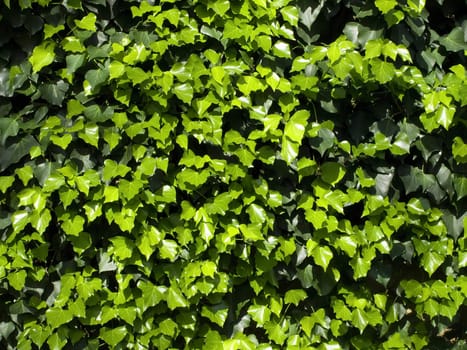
[1,0,467,348]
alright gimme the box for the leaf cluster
[0,0,466,348]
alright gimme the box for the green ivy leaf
[62,36,85,52]
[46,308,73,329]
[305,209,327,229]
[118,306,137,325]
[247,304,271,326]
[173,83,194,104]
[31,209,52,234]
[453,175,467,199]
[74,13,97,31]
[272,41,291,58]
[352,309,369,334]
[452,137,467,163]
[69,231,92,255]
[436,105,455,130]
[284,289,307,306]
[371,59,395,83]
[0,118,19,146]
[159,239,179,261]
[99,326,127,347]
[237,76,266,95]
[84,69,109,92]
[439,27,467,52]
[281,138,299,165]
[118,179,144,201]
[421,251,444,277]
[246,203,267,224]
[47,332,67,350]
[202,304,229,327]
[109,61,125,80]
[61,215,85,236]
[66,54,85,74]
[7,270,27,291]
[110,236,134,260]
[0,176,15,193]
[29,324,51,348]
[167,285,188,310]
[284,110,309,143]
[240,224,263,241]
[29,41,55,73]
[311,246,334,270]
[44,24,64,39]
[50,134,73,150]
[320,162,346,185]
[375,0,398,14]
[281,6,299,26]
[300,308,327,337]
[11,210,30,234]
[59,188,78,209]
[350,256,372,279]
[103,159,131,181]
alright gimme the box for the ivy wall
[0,0,467,349]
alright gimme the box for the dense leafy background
[0,0,467,348]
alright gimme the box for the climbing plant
[0,0,466,348]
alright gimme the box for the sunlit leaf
[99,326,127,347]
[29,41,55,73]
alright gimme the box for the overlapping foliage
[0,0,467,348]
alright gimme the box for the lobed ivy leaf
[0,135,39,172]
[0,176,15,193]
[371,59,395,83]
[375,0,398,14]
[0,118,19,146]
[173,83,194,104]
[66,54,85,74]
[29,41,55,73]
[167,285,189,310]
[46,309,73,329]
[28,324,50,348]
[99,326,127,347]
[439,27,467,52]
[61,215,85,236]
[201,304,229,327]
[311,246,334,270]
[74,13,97,31]
[47,332,67,349]
[7,270,27,291]
[39,81,69,106]
[320,162,346,185]
[284,289,307,306]
[420,251,444,277]
[247,304,271,326]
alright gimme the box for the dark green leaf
[0,118,19,146]
[0,135,39,172]
[39,80,69,106]
[439,27,467,52]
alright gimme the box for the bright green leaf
[375,0,398,14]
[46,309,73,329]
[284,289,307,306]
[173,83,194,104]
[311,246,334,270]
[8,270,27,291]
[99,326,127,347]
[284,110,309,143]
[0,176,14,193]
[74,13,96,31]
[167,285,188,310]
[29,41,55,73]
